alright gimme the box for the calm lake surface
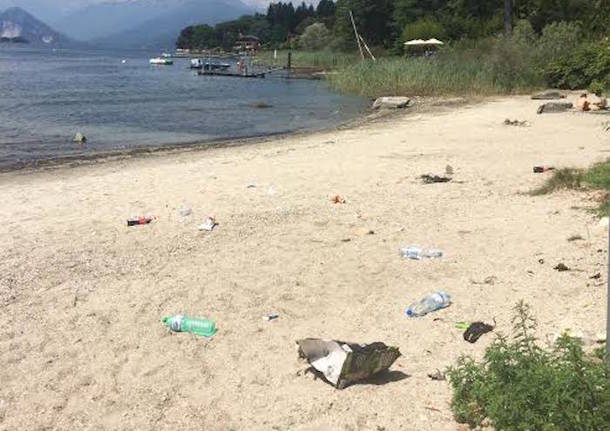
[0,47,366,170]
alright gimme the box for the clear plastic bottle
[399,246,443,260]
[162,314,217,337]
[405,291,451,317]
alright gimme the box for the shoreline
[0,96,472,176]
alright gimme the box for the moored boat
[150,57,173,65]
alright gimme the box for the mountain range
[0,6,73,46]
[0,0,254,49]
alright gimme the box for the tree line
[176,0,609,51]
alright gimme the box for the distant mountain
[53,0,253,48]
[0,0,66,23]
[53,0,180,42]
[0,7,75,47]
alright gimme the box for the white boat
[150,57,173,65]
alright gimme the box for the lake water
[0,48,366,170]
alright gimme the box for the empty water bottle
[405,291,451,317]
[399,246,443,260]
[162,314,217,337]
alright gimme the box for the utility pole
[504,0,512,37]
[349,10,365,60]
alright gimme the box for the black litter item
[421,174,451,184]
[554,263,570,272]
[463,321,494,343]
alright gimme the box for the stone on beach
[536,101,573,114]
[372,96,411,110]
[73,132,87,144]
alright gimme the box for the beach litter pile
[296,338,401,389]
[575,93,607,111]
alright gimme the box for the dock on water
[197,70,266,79]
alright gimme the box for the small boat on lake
[150,57,173,65]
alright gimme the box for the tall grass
[254,49,359,69]
[328,36,547,98]
[327,56,528,97]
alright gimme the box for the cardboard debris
[297,338,401,389]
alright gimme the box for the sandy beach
[1,96,609,430]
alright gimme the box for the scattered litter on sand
[427,370,446,381]
[246,183,257,188]
[567,234,584,242]
[198,216,217,231]
[590,273,601,280]
[553,263,570,272]
[331,195,346,204]
[399,246,443,260]
[262,313,279,321]
[162,314,217,337]
[405,291,451,317]
[576,93,608,112]
[296,338,401,389]
[503,118,529,127]
[420,174,451,184]
[463,321,495,343]
[533,166,554,173]
[127,216,154,226]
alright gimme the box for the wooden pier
[197,70,266,79]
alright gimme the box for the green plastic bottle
[162,314,217,337]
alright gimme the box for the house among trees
[234,35,261,53]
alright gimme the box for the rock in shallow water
[372,96,411,110]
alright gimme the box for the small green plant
[531,168,583,195]
[532,160,610,214]
[448,301,610,430]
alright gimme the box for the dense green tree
[334,0,394,50]
[177,0,607,51]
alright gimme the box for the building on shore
[234,35,260,53]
